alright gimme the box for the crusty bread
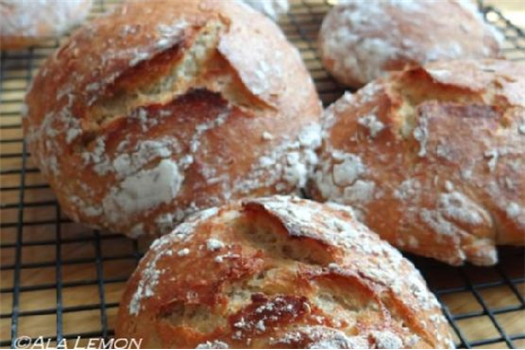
[23,0,322,238]
[318,0,503,88]
[237,0,289,20]
[116,196,454,349]
[0,0,92,50]
[309,59,525,266]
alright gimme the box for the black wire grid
[0,0,524,348]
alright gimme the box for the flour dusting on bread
[319,0,503,87]
[23,0,322,238]
[310,59,525,266]
[117,197,453,348]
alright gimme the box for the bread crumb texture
[116,196,454,349]
[23,0,321,237]
[310,59,525,266]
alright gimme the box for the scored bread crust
[23,0,322,238]
[0,0,93,50]
[318,0,503,88]
[309,59,525,266]
[116,196,454,349]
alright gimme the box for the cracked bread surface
[116,196,454,349]
[23,0,322,238]
[309,59,525,266]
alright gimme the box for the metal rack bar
[8,48,34,348]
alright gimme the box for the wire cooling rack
[0,0,524,348]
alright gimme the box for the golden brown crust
[116,196,454,349]
[0,0,92,50]
[309,59,525,266]
[23,0,322,238]
[318,0,503,88]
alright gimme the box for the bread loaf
[309,59,525,266]
[23,0,322,238]
[0,0,92,50]
[116,196,454,348]
[318,0,503,88]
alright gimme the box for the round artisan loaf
[309,59,525,266]
[23,0,322,238]
[0,0,92,50]
[237,0,289,20]
[318,0,503,88]
[116,196,454,349]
